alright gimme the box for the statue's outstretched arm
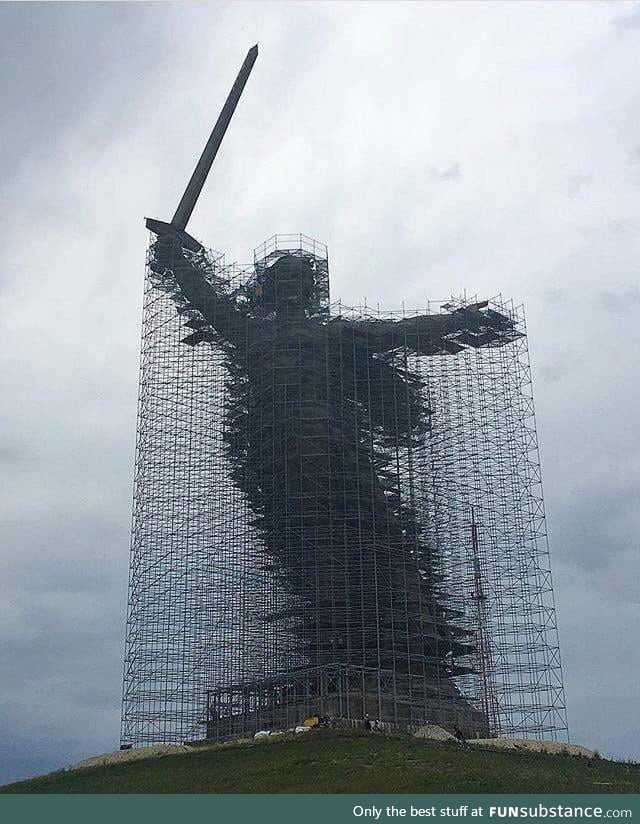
[150,231,248,347]
[332,302,520,355]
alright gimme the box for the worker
[452,723,466,745]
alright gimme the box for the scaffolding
[121,233,567,747]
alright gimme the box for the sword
[146,44,258,248]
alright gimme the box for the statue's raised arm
[149,230,250,347]
[331,300,521,355]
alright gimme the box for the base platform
[204,664,488,740]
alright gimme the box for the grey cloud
[552,476,639,584]
[607,218,637,236]
[429,162,461,181]
[0,441,30,466]
[599,285,640,314]
[0,3,168,181]
[2,0,640,786]
[537,360,573,386]
[611,4,640,30]
[540,288,567,305]
[567,174,591,199]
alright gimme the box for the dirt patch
[68,744,190,771]
[468,738,594,759]
[412,725,457,743]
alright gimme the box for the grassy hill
[3,730,639,794]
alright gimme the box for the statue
[144,45,518,731]
[149,236,517,683]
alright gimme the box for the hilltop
[3,729,639,794]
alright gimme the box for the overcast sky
[1,1,639,785]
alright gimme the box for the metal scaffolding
[121,233,567,747]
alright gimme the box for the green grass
[3,730,639,794]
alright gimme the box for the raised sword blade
[145,44,258,240]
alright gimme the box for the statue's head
[253,254,318,316]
